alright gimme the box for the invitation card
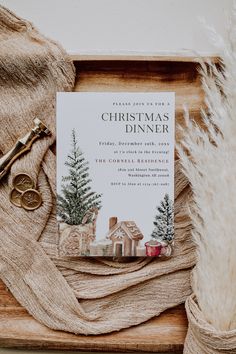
[57,92,175,257]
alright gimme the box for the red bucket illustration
[145,241,162,257]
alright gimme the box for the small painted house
[106,217,144,256]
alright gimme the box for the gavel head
[33,118,51,136]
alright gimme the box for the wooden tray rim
[70,53,219,63]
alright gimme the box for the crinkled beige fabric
[184,295,236,353]
[0,5,195,335]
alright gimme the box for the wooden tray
[0,280,186,352]
[0,55,208,352]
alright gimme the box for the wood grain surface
[0,56,208,352]
[0,279,186,352]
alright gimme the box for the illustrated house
[106,217,144,256]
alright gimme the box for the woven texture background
[0,5,195,335]
[184,295,236,353]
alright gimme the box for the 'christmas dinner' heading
[101,112,170,133]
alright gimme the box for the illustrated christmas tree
[151,193,174,243]
[57,129,102,225]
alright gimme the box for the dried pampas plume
[178,3,236,331]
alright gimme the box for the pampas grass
[178,4,236,331]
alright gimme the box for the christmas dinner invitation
[57,92,175,257]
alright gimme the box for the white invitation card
[57,92,175,257]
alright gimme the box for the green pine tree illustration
[57,129,102,225]
[151,193,174,242]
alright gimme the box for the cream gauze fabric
[184,295,236,354]
[0,5,195,335]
